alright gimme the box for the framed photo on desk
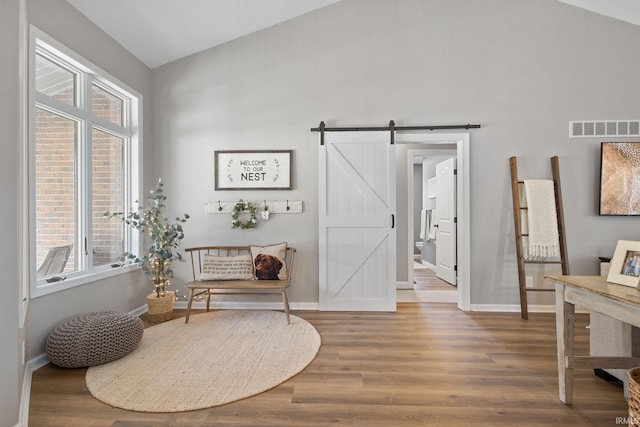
[607,240,640,288]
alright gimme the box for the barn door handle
[391,214,395,229]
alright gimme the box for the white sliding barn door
[319,131,396,311]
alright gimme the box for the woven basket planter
[629,367,640,427]
[146,291,175,323]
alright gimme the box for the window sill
[31,264,139,299]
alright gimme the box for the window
[30,28,141,297]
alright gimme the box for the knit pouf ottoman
[46,311,144,368]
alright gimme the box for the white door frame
[400,133,470,311]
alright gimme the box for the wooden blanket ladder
[510,156,569,319]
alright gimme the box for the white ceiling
[558,0,640,25]
[65,0,637,70]
[65,0,340,69]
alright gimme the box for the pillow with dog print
[199,254,254,281]
[250,243,288,280]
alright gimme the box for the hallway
[397,263,457,303]
[413,263,455,291]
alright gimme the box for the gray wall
[25,0,153,359]
[153,0,640,307]
[1,0,22,425]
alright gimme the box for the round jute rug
[85,310,321,412]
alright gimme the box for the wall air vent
[570,120,640,138]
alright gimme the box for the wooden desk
[547,275,640,404]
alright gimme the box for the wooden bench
[184,246,296,324]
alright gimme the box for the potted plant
[105,178,189,322]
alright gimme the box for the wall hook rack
[205,200,303,214]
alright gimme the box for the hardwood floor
[29,305,629,426]
[413,265,455,291]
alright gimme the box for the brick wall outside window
[35,89,126,275]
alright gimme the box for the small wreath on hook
[231,200,258,229]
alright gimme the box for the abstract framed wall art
[215,150,292,190]
[599,142,640,215]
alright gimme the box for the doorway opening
[410,150,457,299]
[396,133,470,310]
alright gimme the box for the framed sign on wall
[215,150,292,190]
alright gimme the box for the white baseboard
[20,352,49,427]
[396,281,413,290]
[421,260,436,270]
[27,352,49,371]
[18,367,30,427]
[130,303,148,317]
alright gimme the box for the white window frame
[28,27,142,298]
[19,0,28,326]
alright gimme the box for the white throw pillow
[199,254,254,281]
[250,243,288,280]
